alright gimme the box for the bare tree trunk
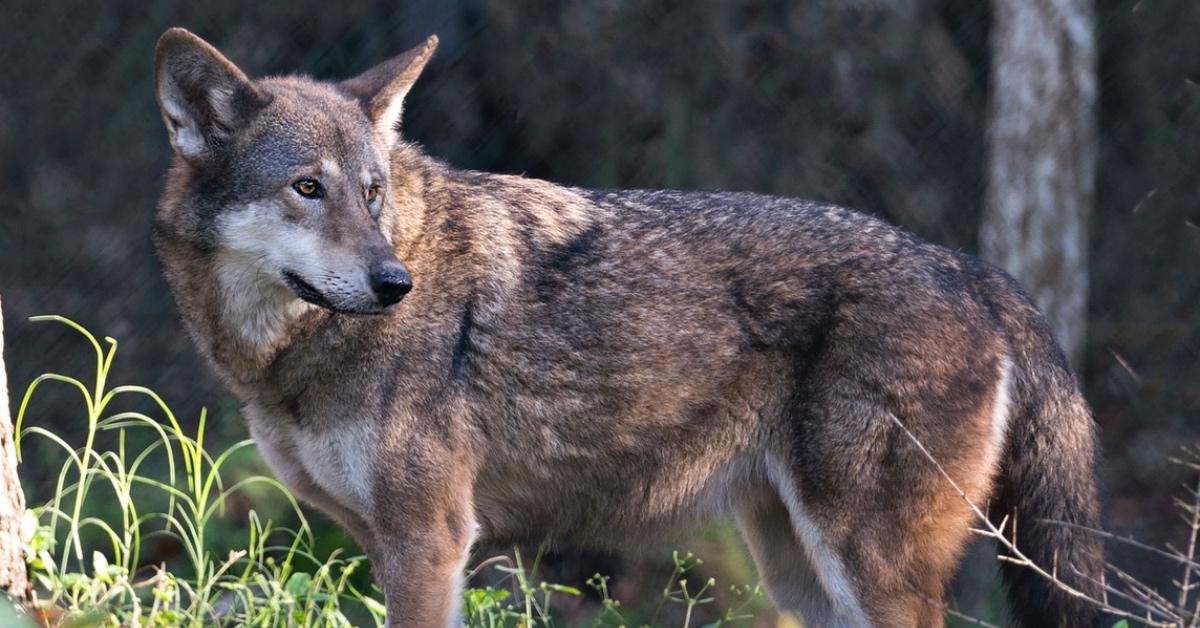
[0,295,28,598]
[982,0,1097,367]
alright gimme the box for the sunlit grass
[12,316,382,627]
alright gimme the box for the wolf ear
[154,28,267,162]
[340,35,439,149]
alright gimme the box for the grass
[12,315,383,626]
[5,316,762,627]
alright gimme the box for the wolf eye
[365,185,382,204]
[292,178,323,199]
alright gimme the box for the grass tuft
[13,316,381,627]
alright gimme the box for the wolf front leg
[371,461,476,628]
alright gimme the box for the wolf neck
[154,235,318,386]
[214,249,319,374]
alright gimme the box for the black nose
[369,262,412,306]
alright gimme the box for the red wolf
[152,28,1103,627]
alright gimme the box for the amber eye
[365,185,382,203]
[292,178,322,199]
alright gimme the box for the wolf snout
[369,262,412,306]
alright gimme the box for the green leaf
[362,596,386,617]
[59,573,84,588]
[285,572,312,597]
[0,595,37,628]
[542,583,581,596]
[464,587,511,612]
[59,609,108,628]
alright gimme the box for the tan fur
[152,29,1104,627]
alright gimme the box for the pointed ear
[154,28,267,162]
[340,35,438,148]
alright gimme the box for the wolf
[151,28,1104,627]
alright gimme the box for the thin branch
[1106,562,1180,620]
[1178,475,1200,610]
[1038,519,1200,572]
[1068,565,1181,624]
[465,554,515,581]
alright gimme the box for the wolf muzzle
[369,261,412,306]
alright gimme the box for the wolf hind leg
[735,485,867,627]
[765,441,971,628]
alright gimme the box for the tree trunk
[982,0,1097,367]
[0,294,28,598]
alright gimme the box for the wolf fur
[152,28,1104,627]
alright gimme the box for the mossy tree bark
[0,295,28,598]
[982,0,1097,368]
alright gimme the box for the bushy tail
[994,340,1105,627]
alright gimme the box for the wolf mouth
[281,270,335,310]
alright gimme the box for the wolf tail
[993,316,1105,627]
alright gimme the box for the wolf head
[153,28,437,316]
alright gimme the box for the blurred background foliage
[0,0,1197,624]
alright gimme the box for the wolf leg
[735,487,850,626]
[373,528,471,628]
[370,446,476,628]
[768,399,989,627]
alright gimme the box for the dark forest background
[1,0,1198,623]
